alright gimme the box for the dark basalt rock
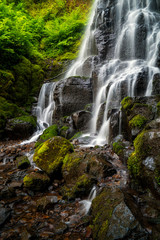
[53,76,93,120]
[72,110,92,131]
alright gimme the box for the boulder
[16,155,30,169]
[23,172,50,191]
[5,115,37,140]
[33,136,74,177]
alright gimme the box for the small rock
[0,206,11,226]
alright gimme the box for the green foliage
[0,0,91,114]
[129,114,147,129]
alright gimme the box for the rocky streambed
[0,136,158,240]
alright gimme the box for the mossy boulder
[91,188,122,240]
[0,97,26,138]
[128,122,160,196]
[62,151,116,184]
[5,115,37,140]
[23,172,50,191]
[121,96,134,113]
[16,156,30,169]
[33,136,74,177]
[35,124,59,148]
[61,174,96,200]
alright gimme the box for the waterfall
[21,82,57,144]
[65,0,160,145]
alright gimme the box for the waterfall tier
[65,0,160,145]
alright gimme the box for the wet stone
[54,221,68,234]
[106,201,138,239]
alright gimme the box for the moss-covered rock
[61,174,96,200]
[0,95,34,139]
[129,114,147,129]
[5,115,37,140]
[112,141,125,157]
[60,126,69,138]
[33,136,74,177]
[16,156,30,169]
[121,96,133,112]
[91,188,124,240]
[35,124,59,148]
[23,172,50,191]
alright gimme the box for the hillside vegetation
[0,0,91,135]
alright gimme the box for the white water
[65,0,99,78]
[79,186,97,216]
[65,0,160,146]
[21,82,57,145]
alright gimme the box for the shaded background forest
[0,0,91,135]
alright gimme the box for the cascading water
[65,0,160,146]
[21,82,57,144]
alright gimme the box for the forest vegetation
[0,0,92,132]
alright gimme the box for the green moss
[33,136,74,176]
[129,114,147,129]
[91,188,123,240]
[157,102,160,116]
[23,172,50,191]
[0,70,15,99]
[35,125,59,148]
[128,152,141,178]
[70,131,82,140]
[14,115,37,128]
[112,141,124,156]
[134,130,150,159]
[63,153,81,172]
[61,174,94,200]
[60,125,69,138]
[121,97,133,112]
[17,156,30,169]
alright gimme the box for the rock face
[33,136,73,177]
[53,77,93,120]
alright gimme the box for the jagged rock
[5,116,36,140]
[53,76,93,120]
[33,136,73,177]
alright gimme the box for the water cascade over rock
[65,0,160,145]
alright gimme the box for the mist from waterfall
[65,0,160,146]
